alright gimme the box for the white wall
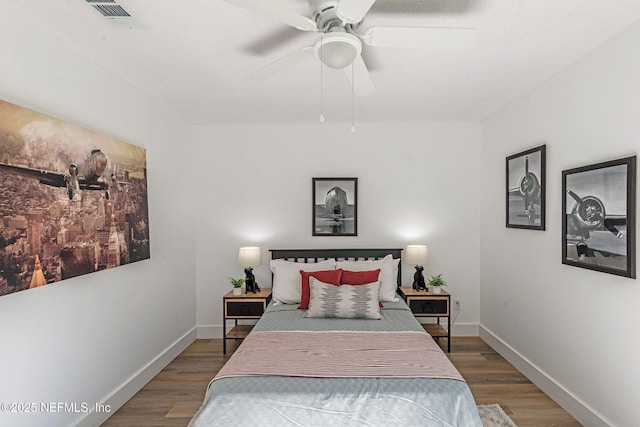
[481,21,640,427]
[0,6,196,427]
[194,122,482,337]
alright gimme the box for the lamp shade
[238,247,261,268]
[405,245,428,266]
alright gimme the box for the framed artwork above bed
[312,177,358,236]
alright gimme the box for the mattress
[189,298,482,427]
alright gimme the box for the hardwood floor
[102,337,581,426]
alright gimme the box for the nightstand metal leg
[447,311,451,353]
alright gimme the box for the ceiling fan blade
[247,45,315,80]
[363,26,476,49]
[343,55,375,97]
[222,0,317,31]
[336,0,377,24]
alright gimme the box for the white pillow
[270,259,336,304]
[336,254,399,302]
[305,277,382,320]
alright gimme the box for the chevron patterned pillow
[305,277,382,319]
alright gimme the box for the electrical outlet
[454,300,461,311]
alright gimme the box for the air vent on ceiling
[85,0,130,18]
[83,0,144,28]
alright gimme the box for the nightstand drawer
[226,301,265,317]
[409,299,448,315]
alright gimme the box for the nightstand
[398,287,451,352]
[223,288,272,354]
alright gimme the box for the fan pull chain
[350,62,355,133]
[319,36,325,123]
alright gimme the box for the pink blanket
[215,330,464,382]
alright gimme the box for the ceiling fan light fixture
[314,32,362,69]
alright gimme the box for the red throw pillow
[341,269,384,307]
[341,269,381,285]
[298,269,342,309]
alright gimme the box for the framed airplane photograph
[312,177,357,236]
[0,99,151,298]
[506,144,546,230]
[562,156,636,278]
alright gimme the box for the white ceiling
[10,0,640,124]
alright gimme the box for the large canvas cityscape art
[0,99,150,297]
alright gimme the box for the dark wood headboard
[270,248,403,288]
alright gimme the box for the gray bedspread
[189,298,482,427]
[255,299,426,332]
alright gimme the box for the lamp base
[412,265,426,291]
[244,267,260,293]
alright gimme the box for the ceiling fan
[223,0,476,96]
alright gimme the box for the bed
[190,248,482,427]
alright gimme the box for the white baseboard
[197,324,222,339]
[415,319,479,337]
[73,327,197,427]
[479,325,609,427]
[451,322,479,336]
[198,320,260,339]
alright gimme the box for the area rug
[477,404,518,427]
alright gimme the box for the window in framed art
[312,178,357,236]
[506,145,546,230]
[562,156,636,278]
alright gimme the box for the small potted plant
[228,277,245,295]
[427,274,447,294]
